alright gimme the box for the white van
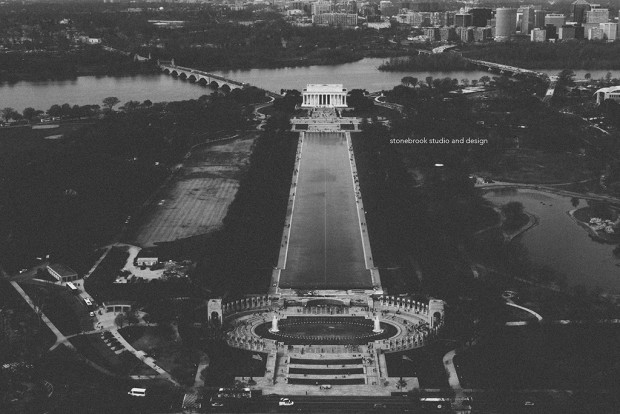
[128,388,146,397]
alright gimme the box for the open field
[129,134,257,247]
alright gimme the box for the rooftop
[305,84,345,93]
[46,263,78,277]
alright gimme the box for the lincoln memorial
[301,84,348,108]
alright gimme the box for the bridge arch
[170,70,179,77]
[187,74,197,82]
[209,80,220,89]
[220,84,231,93]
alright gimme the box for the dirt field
[130,134,257,247]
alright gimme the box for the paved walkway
[443,349,472,412]
[192,353,210,390]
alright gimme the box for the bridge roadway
[158,62,281,99]
[464,58,549,79]
[278,131,373,290]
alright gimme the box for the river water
[483,188,620,294]
[2,57,596,111]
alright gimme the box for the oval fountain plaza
[255,316,397,345]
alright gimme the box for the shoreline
[568,209,620,245]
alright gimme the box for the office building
[457,26,474,42]
[572,0,592,23]
[455,13,473,27]
[495,8,517,41]
[545,14,567,30]
[439,26,457,41]
[534,10,547,28]
[545,24,558,39]
[474,26,492,41]
[531,28,547,41]
[312,13,358,26]
[600,21,618,39]
[559,25,577,39]
[588,26,605,38]
[423,27,440,40]
[586,7,610,23]
[312,1,332,15]
[470,8,493,27]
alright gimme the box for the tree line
[1,86,267,123]
[378,53,474,72]
[462,41,620,70]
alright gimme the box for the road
[207,395,443,413]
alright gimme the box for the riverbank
[569,208,620,244]
[0,49,158,84]
[461,41,620,70]
[378,53,474,72]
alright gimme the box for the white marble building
[302,84,348,108]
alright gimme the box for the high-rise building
[470,8,492,27]
[379,1,398,17]
[474,26,492,41]
[572,0,592,24]
[586,7,609,23]
[494,8,517,41]
[444,11,456,26]
[531,28,547,41]
[520,6,535,34]
[534,10,547,28]
[423,27,440,40]
[455,13,473,27]
[312,1,332,15]
[439,27,457,41]
[559,25,577,39]
[545,14,567,31]
[312,12,358,26]
[588,26,605,38]
[545,23,558,39]
[430,12,444,26]
[457,26,475,42]
[600,21,618,39]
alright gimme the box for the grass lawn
[128,135,256,247]
[0,279,56,358]
[0,122,91,169]
[202,341,267,387]
[119,325,200,386]
[385,343,451,389]
[342,104,399,119]
[19,282,84,336]
[481,148,596,184]
[69,333,157,376]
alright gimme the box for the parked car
[279,398,294,406]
